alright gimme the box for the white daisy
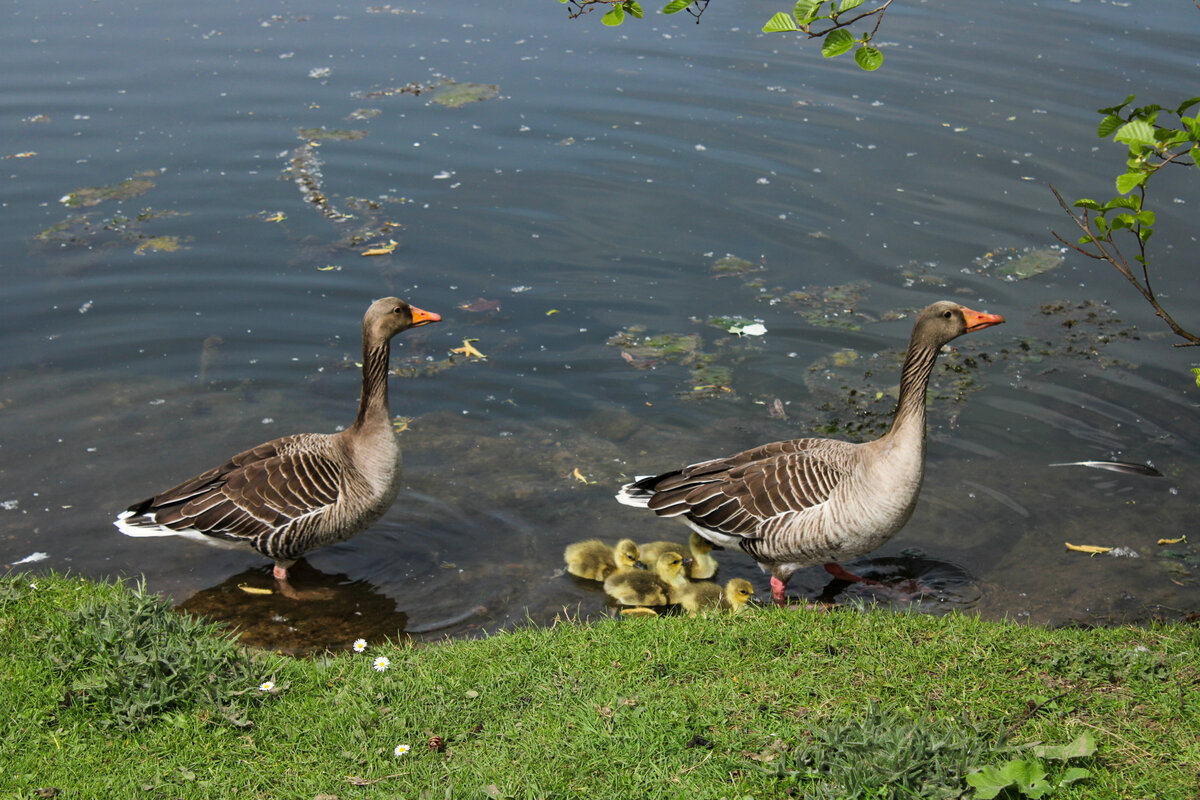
[373,656,390,672]
[258,681,275,692]
[394,744,411,757]
[353,638,367,653]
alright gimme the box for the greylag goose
[564,537,642,581]
[616,300,1004,607]
[679,578,755,616]
[114,297,441,598]
[638,531,719,580]
[603,551,692,608]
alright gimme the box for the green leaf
[1103,195,1140,211]
[1175,96,1200,116]
[1094,216,1109,235]
[965,766,1014,800]
[1097,94,1136,115]
[822,28,855,57]
[1115,171,1146,194]
[763,11,800,32]
[624,1,643,18]
[1113,119,1156,147]
[1058,767,1093,787]
[1135,210,1156,227]
[854,45,882,70]
[1192,144,1200,171]
[1077,234,1095,245]
[1191,367,1200,389]
[839,0,865,11]
[1110,212,1135,231]
[1097,114,1123,138]
[1182,117,1200,140]
[1073,198,1102,210]
[602,5,624,25]
[661,0,691,13]
[794,0,823,21]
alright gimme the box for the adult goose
[114,297,441,598]
[616,300,1004,607]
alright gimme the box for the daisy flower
[258,681,275,692]
[352,638,367,653]
[394,744,411,757]
[373,655,390,672]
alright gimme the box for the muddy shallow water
[2,0,1198,653]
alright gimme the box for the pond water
[3,0,1199,652]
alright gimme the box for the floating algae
[710,254,760,278]
[59,172,157,208]
[430,81,499,108]
[974,246,1065,281]
[296,127,369,142]
[133,235,184,255]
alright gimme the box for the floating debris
[297,127,369,142]
[134,235,184,255]
[283,142,352,222]
[1065,542,1113,556]
[1158,536,1187,546]
[346,108,382,121]
[60,173,156,208]
[710,254,760,278]
[1049,460,1163,477]
[974,246,1065,281]
[4,151,37,159]
[353,81,434,99]
[360,239,398,256]
[459,298,501,313]
[450,339,486,359]
[430,81,499,108]
[764,282,871,331]
[11,552,47,565]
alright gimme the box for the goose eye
[393,306,404,314]
[942,310,953,319]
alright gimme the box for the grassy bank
[2,572,1197,799]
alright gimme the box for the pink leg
[273,564,289,581]
[824,562,883,586]
[770,575,788,607]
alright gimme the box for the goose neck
[887,343,940,437]
[351,337,391,432]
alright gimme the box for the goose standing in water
[114,297,441,598]
[616,301,1004,607]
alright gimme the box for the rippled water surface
[3,0,1199,651]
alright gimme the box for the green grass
[2,572,1197,799]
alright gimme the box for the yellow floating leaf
[360,239,398,256]
[571,467,596,485]
[451,338,485,359]
[5,151,37,159]
[316,264,341,271]
[546,309,559,316]
[392,416,412,433]
[264,211,286,223]
[1157,536,1186,545]
[1064,542,1112,556]
[237,583,273,595]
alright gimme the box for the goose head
[912,301,1005,350]
[724,578,755,610]
[613,538,641,569]
[655,551,692,583]
[364,297,442,344]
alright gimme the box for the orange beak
[409,306,442,327]
[961,307,1005,332]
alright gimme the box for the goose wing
[634,439,855,541]
[118,436,344,549]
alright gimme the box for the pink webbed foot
[824,562,936,602]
